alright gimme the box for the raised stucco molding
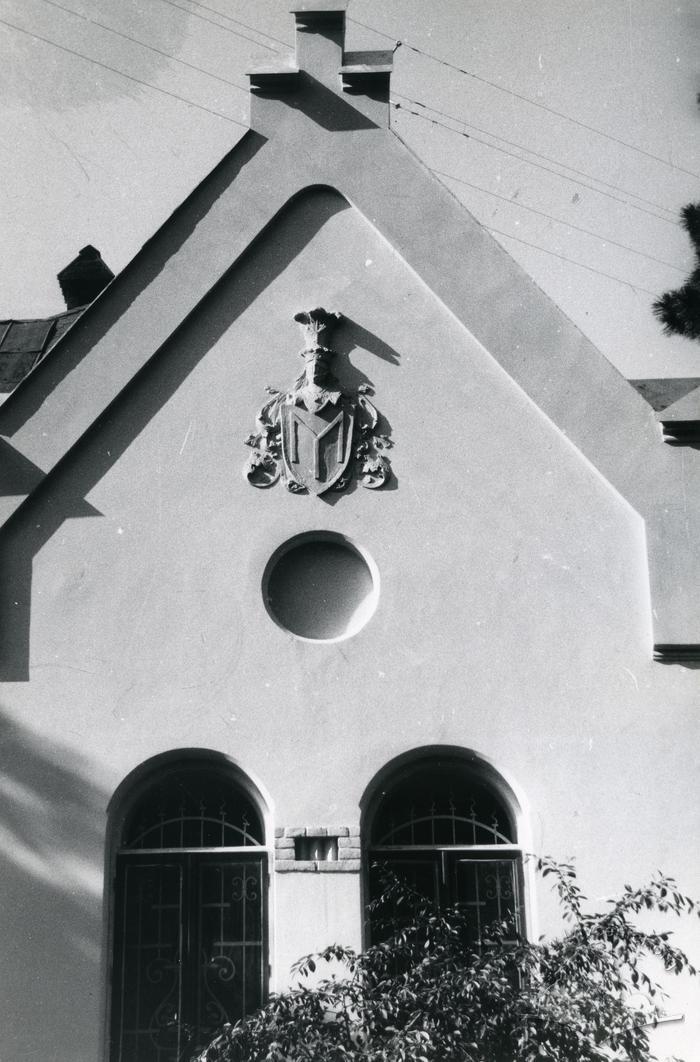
[0,2,696,652]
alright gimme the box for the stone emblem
[244,309,392,494]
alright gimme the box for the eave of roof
[0,307,85,393]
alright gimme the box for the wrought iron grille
[367,761,522,947]
[374,806,512,847]
[111,768,267,1062]
[369,852,522,946]
[370,766,515,848]
[122,769,264,851]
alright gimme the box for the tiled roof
[0,306,85,393]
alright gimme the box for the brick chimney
[57,245,114,310]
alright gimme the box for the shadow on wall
[317,313,401,507]
[0,710,107,1062]
[0,476,101,681]
[0,186,400,677]
[287,73,379,130]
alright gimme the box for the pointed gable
[0,1,696,659]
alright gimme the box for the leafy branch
[193,858,698,1062]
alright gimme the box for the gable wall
[0,188,698,1061]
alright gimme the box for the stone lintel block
[292,861,318,872]
[277,825,359,841]
[275,862,358,873]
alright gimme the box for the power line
[114,0,678,221]
[434,168,686,274]
[347,16,398,43]
[392,102,677,228]
[156,0,280,52]
[0,17,248,126]
[2,9,673,297]
[394,91,676,219]
[393,101,675,227]
[186,0,292,50]
[349,15,700,183]
[37,0,248,93]
[487,225,658,296]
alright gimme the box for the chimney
[57,245,114,310]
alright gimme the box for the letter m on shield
[281,399,355,494]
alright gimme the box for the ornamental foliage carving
[244,309,392,495]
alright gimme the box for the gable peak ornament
[244,309,392,495]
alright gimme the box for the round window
[262,532,379,642]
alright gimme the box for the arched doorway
[109,760,268,1062]
[365,752,524,946]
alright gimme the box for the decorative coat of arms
[244,309,392,495]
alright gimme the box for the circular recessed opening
[263,532,379,642]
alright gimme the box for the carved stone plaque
[244,309,391,495]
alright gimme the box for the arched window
[366,754,524,945]
[110,761,267,1062]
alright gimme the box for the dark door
[111,851,266,1062]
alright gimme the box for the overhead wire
[486,227,659,296]
[393,91,676,219]
[156,0,280,51]
[392,101,677,228]
[433,168,686,274]
[0,16,248,126]
[4,6,678,295]
[185,0,292,50]
[349,16,700,182]
[67,0,681,220]
[37,0,248,93]
[143,3,679,221]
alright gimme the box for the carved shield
[281,397,355,494]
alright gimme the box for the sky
[0,0,699,379]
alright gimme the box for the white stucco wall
[0,188,697,1060]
